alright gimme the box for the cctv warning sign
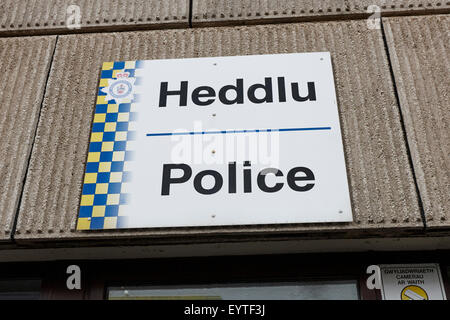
[380,264,447,300]
[77,53,352,230]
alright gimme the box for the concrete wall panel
[0,0,189,36]
[15,20,423,243]
[384,14,450,229]
[192,0,450,27]
[0,35,56,241]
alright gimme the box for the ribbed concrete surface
[384,15,450,229]
[192,0,450,26]
[15,20,422,242]
[0,0,188,36]
[0,36,56,241]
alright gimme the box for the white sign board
[77,52,353,230]
[380,264,447,300]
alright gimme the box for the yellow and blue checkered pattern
[77,60,143,230]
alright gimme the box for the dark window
[108,280,359,300]
[0,279,42,300]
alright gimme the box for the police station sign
[77,52,353,230]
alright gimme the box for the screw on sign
[401,285,429,300]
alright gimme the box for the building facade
[0,0,449,300]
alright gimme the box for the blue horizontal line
[146,127,331,137]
